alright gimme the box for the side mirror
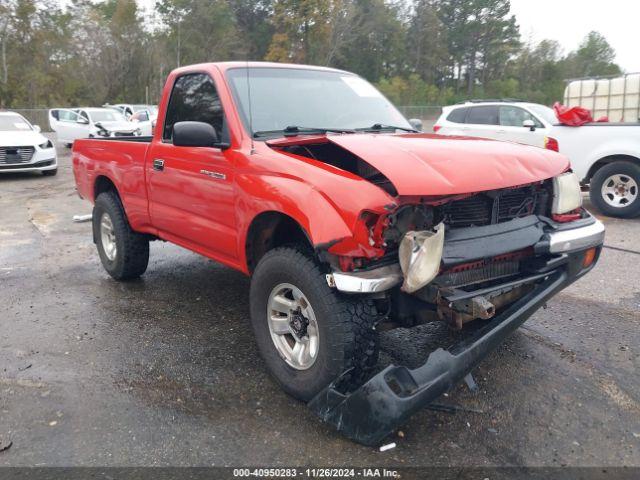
[173,121,220,147]
[408,118,423,132]
[33,125,41,133]
[523,119,536,131]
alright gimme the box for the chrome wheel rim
[267,283,319,370]
[100,212,117,261]
[601,174,638,208]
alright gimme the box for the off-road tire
[250,247,380,401]
[42,168,58,177]
[590,161,640,218]
[93,191,149,280]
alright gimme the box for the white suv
[434,100,640,218]
[433,100,558,148]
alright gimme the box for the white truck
[433,100,640,218]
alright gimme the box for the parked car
[0,111,57,176]
[129,106,158,136]
[72,62,604,445]
[49,108,142,147]
[433,100,640,218]
[110,104,155,120]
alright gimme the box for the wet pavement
[0,137,639,467]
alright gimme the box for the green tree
[563,31,621,78]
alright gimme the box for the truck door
[146,72,237,263]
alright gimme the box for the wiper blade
[253,125,355,138]
[357,123,419,133]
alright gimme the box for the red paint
[552,211,582,223]
[72,62,574,275]
[433,125,441,132]
[544,136,559,152]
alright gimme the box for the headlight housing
[552,172,582,214]
[39,140,54,149]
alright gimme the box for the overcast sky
[509,0,640,72]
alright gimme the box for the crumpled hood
[96,121,137,133]
[327,133,569,196]
[0,131,48,147]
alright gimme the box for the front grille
[0,146,35,165]
[440,185,546,228]
[435,260,520,288]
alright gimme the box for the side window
[499,106,543,128]
[163,73,226,142]
[59,110,79,122]
[446,107,468,124]
[466,106,499,125]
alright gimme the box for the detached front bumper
[315,217,604,446]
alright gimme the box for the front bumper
[0,148,57,173]
[313,216,604,446]
[328,216,604,293]
[311,248,601,445]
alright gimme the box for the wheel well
[245,212,313,273]
[586,155,640,183]
[94,175,118,201]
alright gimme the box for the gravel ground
[0,137,638,467]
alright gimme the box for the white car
[110,104,155,120]
[0,111,57,176]
[129,106,158,136]
[49,108,142,147]
[434,101,640,218]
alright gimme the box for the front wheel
[93,192,149,280]
[590,161,640,218]
[249,247,380,401]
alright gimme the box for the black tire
[590,161,640,218]
[93,191,149,280]
[65,143,73,148]
[250,247,380,401]
[42,168,58,177]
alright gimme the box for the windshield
[226,67,412,137]
[529,105,558,125]
[0,114,32,132]
[89,110,126,123]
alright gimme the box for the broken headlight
[552,172,582,214]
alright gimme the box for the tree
[564,31,621,78]
[407,0,448,85]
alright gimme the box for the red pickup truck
[73,62,605,445]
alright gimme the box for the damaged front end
[269,134,604,445]
[316,180,605,445]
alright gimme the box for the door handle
[153,159,164,171]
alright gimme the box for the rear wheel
[93,192,149,280]
[250,247,380,401]
[590,161,640,218]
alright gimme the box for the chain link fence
[11,106,444,134]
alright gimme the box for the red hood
[325,133,569,196]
